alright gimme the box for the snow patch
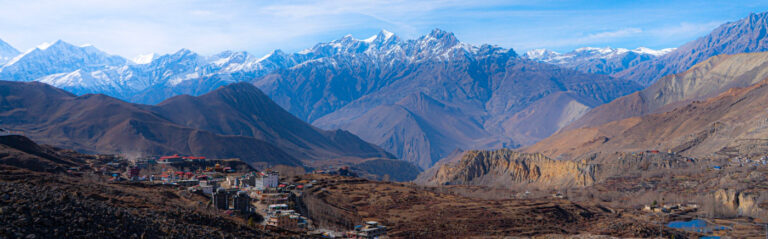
[132,53,157,64]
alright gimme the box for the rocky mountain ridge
[614,12,768,86]
[0,81,392,168]
[0,38,19,65]
[524,47,674,75]
[567,51,768,130]
[526,67,768,161]
[261,29,641,168]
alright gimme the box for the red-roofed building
[183,156,206,160]
[159,154,184,163]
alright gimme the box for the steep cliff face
[714,189,766,217]
[421,149,598,188]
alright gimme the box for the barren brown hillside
[296,174,690,238]
[568,52,768,130]
[526,77,768,160]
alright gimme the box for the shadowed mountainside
[0,81,391,168]
[152,82,394,163]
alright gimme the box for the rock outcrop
[420,149,598,188]
[714,189,766,217]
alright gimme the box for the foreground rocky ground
[0,166,303,238]
[0,135,303,238]
[294,174,694,238]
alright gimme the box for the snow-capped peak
[36,41,55,50]
[524,49,560,60]
[632,47,675,56]
[380,29,394,40]
[257,49,286,62]
[574,46,616,53]
[363,29,396,43]
[132,53,157,64]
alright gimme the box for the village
[84,153,389,238]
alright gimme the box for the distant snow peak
[36,42,54,50]
[132,53,157,64]
[523,45,676,75]
[633,47,675,56]
[258,49,285,62]
[524,49,560,59]
[526,46,674,63]
[2,28,521,102]
[380,29,394,40]
[363,29,396,43]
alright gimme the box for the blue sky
[0,0,766,58]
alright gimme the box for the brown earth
[295,174,692,238]
[416,149,598,188]
[0,135,305,238]
[570,52,768,130]
[526,77,768,161]
[0,81,392,169]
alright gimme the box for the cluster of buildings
[207,170,315,231]
[122,154,244,183]
[728,156,768,168]
[212,189,253,214]
[642,203,699,214]
[266,204,309,231]
[115,155,391,236]
[346,221,388,239]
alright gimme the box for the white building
[254,171,279,190]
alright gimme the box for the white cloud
[647,21,722,38]
[513,28,644,50]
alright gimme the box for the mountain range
[255,29,641,168]
[613,12,768,86]
[420,52,768,190]
[3,11,768,170]
[566,52,768,130]
[0,29,643,169]
[0,80,393,169]
[524,47,674,75]
[410,11,768,190]
[526,12,768,88]
[526,51,768,161]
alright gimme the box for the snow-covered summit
[132,53,158,64]
[0,40,126,82]
[523,46,675,75]
[525,46,675,64]
[0,29,520,103]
